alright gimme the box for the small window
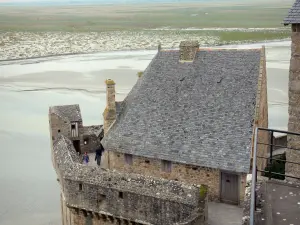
[79,183,83,191]
[71,124,76,129]
[119,192,123,199]
[145,160,150,164]
[97,194,106,202]
[124,154,133,165]
[58,129,61,133]
[161,160,172,173]
[83,138,89,145]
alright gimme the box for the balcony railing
[250,127,300,225]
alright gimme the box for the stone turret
[179,40,199,62]
[283,1,300,181]
[103,79,116,135]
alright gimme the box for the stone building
[102,41,268,206]
[283,0,300,182]
[49,40,269,225]
[49,103,208,225]
[49,104,104,155]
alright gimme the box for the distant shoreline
[0,38,290,64]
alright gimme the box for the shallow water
[0,41,290,225]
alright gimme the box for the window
[124,154,133,165]
[79,183,83,191]
[58,129,61,133]
[119,192,124,199]
[145,160,150,164]
[161,160,172,173]
[97,194,106,205]
[71,122,79,137]
[83,137,89,145]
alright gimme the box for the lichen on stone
[199,185,207,198]
[105,79,115,85]
[137,71,143,78]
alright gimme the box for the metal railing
[250,127,300,225]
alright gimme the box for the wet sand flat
[0,41,290,225]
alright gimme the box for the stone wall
[273,135,287,150]
[49,113,83,142]
[254,46,269,175]
[108,151,247,205]
[81,125,103,153]
[53,135,208,225]
[286,27,300,181]
[49,111,103,155]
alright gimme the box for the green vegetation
[218,31,290,44]
[0,2,293,32]
[137,71,143,78]
[0,1,293,43]
[199,185,208,198]
[263,153,286,180]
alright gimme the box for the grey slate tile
[283,0,300,25]
[50,104,82,122]
[102,49,261,173]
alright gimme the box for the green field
[0,0,294,43]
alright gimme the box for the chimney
[179,40,199,62]
[103,79,116,134]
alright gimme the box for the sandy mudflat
[0,31,290,61]
[0,31,220,60]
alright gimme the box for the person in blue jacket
[82,152,89,165]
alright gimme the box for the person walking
[82,152,89,165]
[95,143,105,166]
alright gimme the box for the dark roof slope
[49,104,82,122]
[283,0,300,25]
[102,49,261,173]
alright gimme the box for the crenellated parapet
[52,135,208,225]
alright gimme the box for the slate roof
[83,125,103,137]
[49,104,82,122]
[283,0,300,25]
[102,49,262,173]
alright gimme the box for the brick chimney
[103,79,116,134]
[179,41,199,62]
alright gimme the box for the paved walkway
[208,202,242,225]
[82,153,108,168]
[265,181,300,225]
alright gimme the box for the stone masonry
[283,2,300,181]
[254,46,269,175]
[49,105,103,155]
[179,41,199,62]
[286,24,300,181]
[102,42,268,206]
[51,134,208,225]
[107,151,247,205]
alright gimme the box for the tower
[283,1,300,181]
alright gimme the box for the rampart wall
[53,135,208,225]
